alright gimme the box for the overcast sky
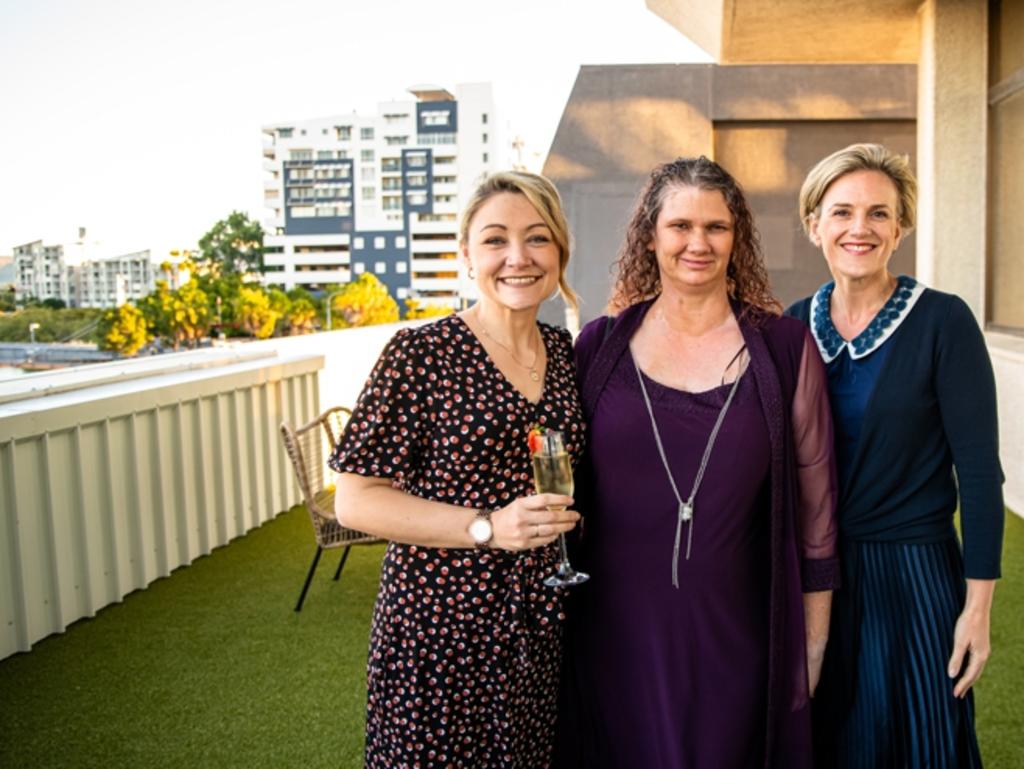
[0,0,708,257]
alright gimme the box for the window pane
[990,0,1024,85]
[988,88,1024,329]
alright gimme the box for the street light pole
[28,322,40,345]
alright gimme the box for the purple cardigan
[574,300,840,767]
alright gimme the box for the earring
[468,266,476,279]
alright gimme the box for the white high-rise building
[14,235,159,309]
[14,240,70,305]
[72,250,155,309]
[261,83,496,308]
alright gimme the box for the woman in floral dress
[329,171,585,769]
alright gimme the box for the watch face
[469,517,493,545]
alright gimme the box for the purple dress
[557,301,839,769]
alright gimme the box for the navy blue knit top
[788,278,1004,579]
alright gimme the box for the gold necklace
[478,320,541,382]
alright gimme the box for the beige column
[915,0,988,317]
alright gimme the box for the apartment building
[72,250,155,309]
[13,238,158,308]
[14,240,70,305]
[261,83,496,308]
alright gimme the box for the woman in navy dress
[787,143,1004,768]
[330,171,586,769]
[558,157,840,769]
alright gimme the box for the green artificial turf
[1,507,1022,768]
[975,509,1024,768]
[0,506,380,769]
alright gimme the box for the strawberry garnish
[527,424,546,455]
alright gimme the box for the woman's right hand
[491,494,580,551]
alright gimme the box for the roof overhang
[646,0,921,63]
[407,84,455,102]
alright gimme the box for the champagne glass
[531,430,589,587]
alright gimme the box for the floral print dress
[329,314,585,769]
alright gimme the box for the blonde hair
[459,171,578,313]
[799,143,917,236]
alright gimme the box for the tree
[285,297,317,335]
[404,298,454,320]
[138,280,175,344]
[267,287,290,316]
[197,211,264,275]
[0,287,15,313]
[98,304,150,356]
[234,286,280,339]
[169,279,211,349]
[328,274,399,329]
[196,271,243,336]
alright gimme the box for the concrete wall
[989,332,1024,515]
[244,319,427,413]
[544,63,917,321]
[914,0,1022,517]
[915,0,989,316]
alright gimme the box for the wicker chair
[280,406,381,611]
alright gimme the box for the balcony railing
[0,322,417,660]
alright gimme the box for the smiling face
[461,191,561,313]
[810,169,903,284]
[648,184,734,296]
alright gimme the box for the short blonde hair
[799,143,917,236]
[459,171,578,313]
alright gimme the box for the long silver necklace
[479,320,541,382]
[633,344,747,588]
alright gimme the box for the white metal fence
[0,321,413,661]
[0,349,321,659]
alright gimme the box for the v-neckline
[454,314,549,406]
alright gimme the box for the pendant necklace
[633,343,747,588]
[479,319,541,382]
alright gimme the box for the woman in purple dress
[557,157,839,769]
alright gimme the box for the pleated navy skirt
[813,538,983,769]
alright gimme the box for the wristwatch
[468,509,494,549]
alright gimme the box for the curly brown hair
[608,156,780,319]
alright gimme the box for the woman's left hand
[948,579,996,698]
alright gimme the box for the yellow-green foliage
[328,273,399,328]
[98,304,150,356]
[285,297,317,335]
[169,279,211,348]
[404,298,454,320]
[234,286,280,339]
